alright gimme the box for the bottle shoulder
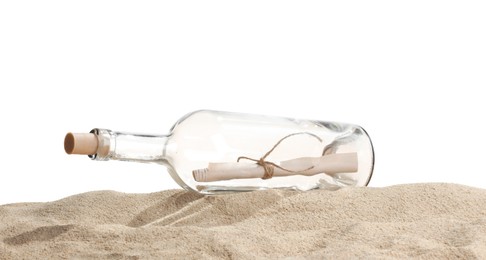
[169,109,217,133]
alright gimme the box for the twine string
[237,132,323,179]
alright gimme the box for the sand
[1,183,486,259]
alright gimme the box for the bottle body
[76,110,374,194]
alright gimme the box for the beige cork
[64,133,99,155]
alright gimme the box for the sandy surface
[1,183,486,259]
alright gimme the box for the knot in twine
[237,132,322,180]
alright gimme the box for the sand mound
[1,183,486,259]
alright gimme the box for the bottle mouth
[88,129,99,159]
[88,128,115,160]
[63,129,114,160]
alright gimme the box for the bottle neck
[90,128,170,164]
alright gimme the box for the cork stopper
[64,133,99,155]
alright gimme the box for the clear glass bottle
[64,110,374,194]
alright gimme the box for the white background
[1,1,485,205]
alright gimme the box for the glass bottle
[64,110,374,194]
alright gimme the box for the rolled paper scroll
[193,152,358,182]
